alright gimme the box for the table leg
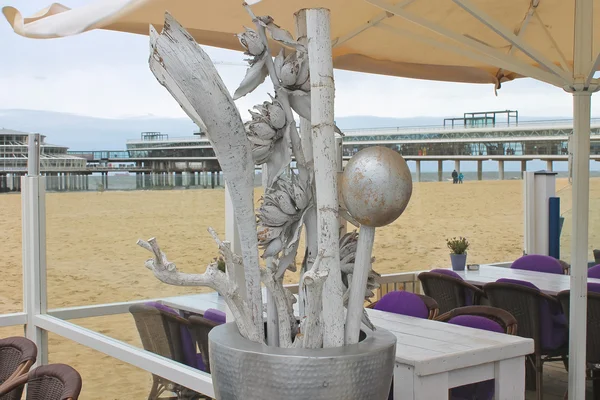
[394,363,414,399]
[414,373,449,399]
[494,356,526,399]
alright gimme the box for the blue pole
[548,197,560,259]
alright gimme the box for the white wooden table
[161,292,227,314]
[161,289,300,316]
[366,308,534,400]
[452,264,600,296]
[162,292,534,399]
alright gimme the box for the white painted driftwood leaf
[149,13,264,340]
[264,130,291,186]
[233,56,268,100]
[260,17,305,51]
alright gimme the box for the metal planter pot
[209,323,396,400]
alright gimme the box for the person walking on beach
[452,169,458,184]
[458,172,464,184]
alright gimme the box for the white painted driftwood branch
[137,236,261,343]
[148,14,264,340]
[299,253,327,348]
[344,227,376,344]
[306,8,345,348]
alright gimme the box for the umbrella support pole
[568,1,596,398]
[568,90,592,400]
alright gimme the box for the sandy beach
[0,177,594,399]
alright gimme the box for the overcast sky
[1,0,599,121]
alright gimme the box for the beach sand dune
[0,178,595,399]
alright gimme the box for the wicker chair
[436,305,518,335]
[484,281,568,400]
[437,306,518,400]
[557,289,600,400]
[418,270,485,314]
[0,337,37,400]
[0,364,81,400]
[129,304,199,400]
[367,291,439,319]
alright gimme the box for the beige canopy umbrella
[4,0,599,397]
[5,0,599,89]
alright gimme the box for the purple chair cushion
[448,315,504,333]
[448,314,503,400]
[431,268,474,306]
[374,291,429,319]
[146,302,198,369]
[589,264,600,279]
[588,282,600,293]
[511,254,563,275]
[495,279,567,351]
[203,308,226,324]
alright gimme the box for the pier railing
[121,117,600,144]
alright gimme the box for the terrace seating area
[88,255,594,399]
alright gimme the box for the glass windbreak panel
[589,176,600,264]
[47,331,190,400]
[50,315,212,399]
[364,160,524,274]
[555,175,600,267]
[0,326,24,338]
[45,181,238,309]
[0,188,23,313]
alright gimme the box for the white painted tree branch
[260,266,294,348]
[137,237,261,343]
[149,14,263,340]
[306,8,345,348]
[294,4,316,325]
[299,256,328,348]
[265,258,280,347]
[344,227,375,344]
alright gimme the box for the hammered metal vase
[209,323,396,400]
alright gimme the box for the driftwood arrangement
[138,5,411,349]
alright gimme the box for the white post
[523,171,556,255]
[224,182,246,322]
[306,8,345,347]
[295,10,309,320]
[568,90,591,400]
[498,160,505,180]
[415,160,421,182]
[22,133,48,365]
[568,1,593,397]
[523,172,535,255]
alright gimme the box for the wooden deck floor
[525,361,593,399]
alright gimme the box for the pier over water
[4,110,600,192]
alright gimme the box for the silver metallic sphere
[341,146,412,227]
